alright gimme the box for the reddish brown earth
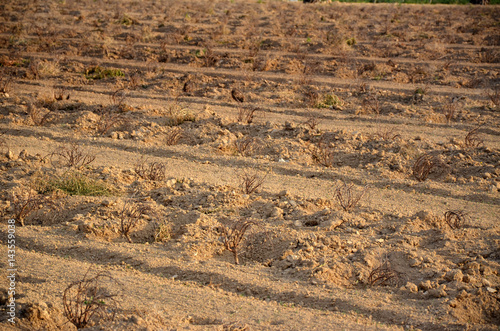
[0,0,499,330]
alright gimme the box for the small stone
[466,261,480,275]
[406,282,418,293]
[0,196,10,208]
[270,207,283,218]
[293,220,302,227]
[39,308,50,320]
[129,315,146,326]
[486,287,497,293]
[284,121,295,130]
[423,256,433,264]
[103,198,120,207]
[457,283,471,292]
[428,288,447,298]
[445,269,463,282]
[419,280,433,291]
[415,210,433,222]
[26,302,50,320]
[483,172,492,179]
[481,265,493,276]
[286,254,299,263]
[462,274,473,283]
[456,290,468,300]
[288,200,298,207]
[410,259,420,267]
[320,219,344,229]
[77,220,94,233]
[278,190,288,197]
[165,178,177,187]
[482,278,492,287]
[6,150,16,160]
[18,149,29,159]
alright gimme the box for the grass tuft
[85,66,124,80]
[37,172,113,196]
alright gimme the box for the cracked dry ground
[0,0,499,330]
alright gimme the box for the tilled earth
[0,0,499,330]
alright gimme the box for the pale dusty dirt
[0,0,499,330]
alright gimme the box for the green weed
[85,66,124,80]
[37,172,113,196]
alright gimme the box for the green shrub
[85,66,124,80]
[38,172,113,196]
[316,94,344,109]
[346,37,356,46]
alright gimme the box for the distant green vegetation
[37,172,113,196]
[316,94,344,109]
[85,66,124,80]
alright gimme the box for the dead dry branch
[297,60,319,85]
[164,102,195,126]
[464,125,484,149]
[27,59,40,79]
[361,94,380,115]
[334,183,366,212]
[442,102,457,124]
[0,131,7,155]
[477,49,499,64]
[96,109,124,135]
[368,260,402,287]
[237,106,257,124]
[110,88,128,107]
[412,154,438,182]
[485,85,500,108]
[374,127,401,141]
[165,127,183,146]
[304,89,320,108]
[0,69,13,94]
[8,186,58,226]
[303,115,320,131]
[118,198,149,243]
[63,268,121,329]
[134,158,166,181]
[444,210,468,230]
[129,71,142,90]
[219,219,257,265]
[27,102,55,126]
[233,137,261,157]
[310,138,335,167]
[48,142,96,169]
[53,86,70,101]
[201,45,219,67]
[238,169,267,194]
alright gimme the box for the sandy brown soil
[0,0,499,330]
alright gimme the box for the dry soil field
[0,0,499,330]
